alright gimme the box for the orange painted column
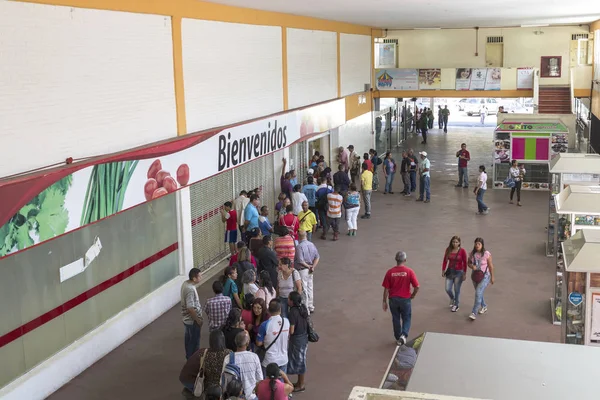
[281,27,289,111]
[171,16,187,135]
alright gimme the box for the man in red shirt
[382,251,420,346]
[221,201,238,256]
[455,143,470,188]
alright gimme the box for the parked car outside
[457,98,468,111]
[464,98,500,116]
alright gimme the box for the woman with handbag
[179,330,232,397]
[277,257,302,318]
[287,291,309,393]
[508,159,526,206]
[467,237,495,321]
[441,236,468,312]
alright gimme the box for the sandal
[293,386,306,393]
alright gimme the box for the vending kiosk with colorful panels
[493,121,569,191]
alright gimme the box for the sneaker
[482,210,489,215]
[424,199,430,203]
[469,313,477,320]
[451,305,459,312]
[360,215,368,219]
[449,300,454,307]
[416,198,423,202]
[404,193,411,197]
[396,335,406,346]
[479,306,488,314]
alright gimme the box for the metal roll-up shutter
[233,155,276,214]
[190,170,234,271]
[289,141,308,184]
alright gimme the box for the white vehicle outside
[464,98,500,116]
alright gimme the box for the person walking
[205,280,232,332]
[475,165,490,215]
[256,300,291,374]
[232,331,263,400]
[480,104,487,125]
[400,151,411,196]
[407,149,418,194]
[295,230,319,313]
[324,186,343,241]
[468,237,495,321]
[437,105,443,129]
[382,251,420,346]
[287,291,310,393]
[277,257,302,318]
[427,107,434,130]
[416,151,431,203]
[345,183,360,236]
[442,236,468,312]
[509,159,526,206]
[382,151,397,195]
[441,105,450,133]
[360,162,373,219]
[455,143,470,188]
[181,268,203,359]
[419,112,428,144]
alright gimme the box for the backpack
[220,352,242,389]
[316,193,329,210]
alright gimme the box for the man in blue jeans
[416,151,431,203]
[181,268,203,359]
[382,251,420,346]
[407,149,418,193]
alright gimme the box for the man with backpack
[315,177,333,230]
[228,331,262,400]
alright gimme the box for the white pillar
[176,186,194,275]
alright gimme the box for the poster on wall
[376,43,397,68]
[469,68,488,90]
[0,99,346,257]
[494,140,511,163]
[484,68,501,90]
[418,69,441,90]
[455,68,502,90]
[517,67,534,89]
[455,68,472,90]
[375,69,419,90]
[551,132,568,158]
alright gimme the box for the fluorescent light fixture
[414,27,442,30]
[521,24,550,28]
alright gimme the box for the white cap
[307,168,314,175]
[419,151,428,157]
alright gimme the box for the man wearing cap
[347,145,361,185]
[416,151,431,203]
[382,251,419,346]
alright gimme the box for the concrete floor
[48,127,560,400]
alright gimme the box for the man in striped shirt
[322,187,343,241]
[233,331,263,399]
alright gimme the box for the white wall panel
[340,34,372,96]
[338,113,373,156]
[0,2,177,179]
[182,20,283,133]
[287,29,337,109]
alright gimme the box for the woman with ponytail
[255,363,294,400]
[286,291,309,392]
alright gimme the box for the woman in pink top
[256,363,294,400]
[467,237,495,321]
[441,236,468,312]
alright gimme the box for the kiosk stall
[493,121,569,190]
[546,154,600,256]
[561,229,600,346]
[552,185,600,325]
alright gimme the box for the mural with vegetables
[0,98,346,257]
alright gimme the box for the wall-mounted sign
[569,291,584,307]
[517,67,534,89]
[455,68,502,91]
[418,69,441,90]
[0,99,346,257]
[375,69,418,90]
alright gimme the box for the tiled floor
[48,126,560,400]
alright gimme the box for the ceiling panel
[203,0,600,29]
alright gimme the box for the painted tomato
[147,159,162,179]
[177,164,190,186]
[144,178,158,201]
[152,187,168,199]
[163,176,178,193]
[155,170,171,187]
